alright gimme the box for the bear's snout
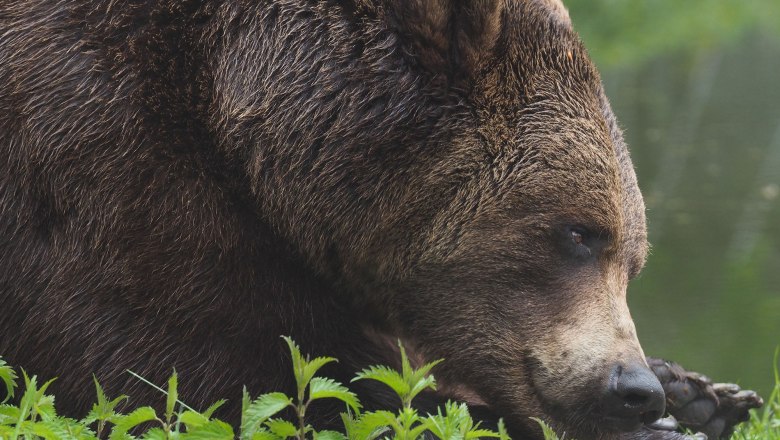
[601,362,666,431]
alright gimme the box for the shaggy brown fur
[0,1,755,439]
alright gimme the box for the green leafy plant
[345,342,509,440]
[734,349,780,440]
[530,418,564,440]
[0,341,775,440]
[0,337,509,440]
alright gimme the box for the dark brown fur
[0,1,717,439]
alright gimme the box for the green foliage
[240,392,291,439]
[353,343,441,409]
[83,376,128,438]
[734,348,780,440]
[425,402,501,440]
[0,337,508,439]
[530,418,563,440]
[0,358,17,404]
[0,340,775,440]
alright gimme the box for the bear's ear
[384,0,504,82]
[533,0,571,27]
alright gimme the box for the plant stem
[297,402,307,440]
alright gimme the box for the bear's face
[387,60,654,439]
[356,1,658,438]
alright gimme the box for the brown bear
[0,0,761,439]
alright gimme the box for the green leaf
[264,418,297,438]
[142,427,168,440]
[34,417,95,440]
[408,421,434,440]
[341,410,395,440]
[27,420,58,439]
[27,376,58,422]
[352,365,408,401]
[425,412,450,440]
[0,358,17,403]
[0,425,14,439]
[308,377,361,412]
[36,376,57,398]
[407,375,437,404]
[85,377,129,427]
[301,357,338,391]
[531,417,560,440]
[388,341,444,405]
[405,354,442,404]
[240,392,292,440]
[180,410,209,428]
[9,371,42,439]
[395,406,423,436]
[497,419,512,440]
[242,387,251,419]
[18,370,40,424]
[166,370,179,423]
[202,399,227,419]
[95,375,108,410]
[181,420,234,440]
[250,431,282,440]
[409,358,443,384]
[36,394,57,420]
[282,337,304,394]
[398,344,413,385]
[108,406,158,440]
[467,429,502,439]
[0,404,21,423]
[313,430,347,440]
[423,401,486,440]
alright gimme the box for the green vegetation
[1,342,777,440]
[0,339,509,440]
[733,350,780,440]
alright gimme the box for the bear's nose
[602,362,666,431]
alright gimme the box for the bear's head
[363,2,664,438]
[213,0,663,438]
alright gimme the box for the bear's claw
[647,358,764,440]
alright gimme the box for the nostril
[623,392,649,408]
[603,362,666,430]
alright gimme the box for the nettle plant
[0,337,513,440]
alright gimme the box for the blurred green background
[567,1,780,398]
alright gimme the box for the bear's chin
[539,411,657,440]
[489,388,651,440]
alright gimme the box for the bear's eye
[565,225,593,258]
[571,229,584,245]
